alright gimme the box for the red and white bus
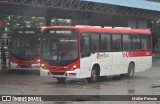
[40,26,152,83]
[9,28,41,70]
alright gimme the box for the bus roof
[42,26,151,35]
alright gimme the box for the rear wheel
[87,66,99,83]
[121,63,135,78]
[127,63,135,78]
[100,76,107,81]
[56,78,66,83]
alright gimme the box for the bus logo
[122,51,132,57]
[2,96,11,101]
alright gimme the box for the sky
[83,0,160,11]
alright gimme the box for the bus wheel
[56,78,66,83]
[122,63,135,78]
[87,66,99,83]
[127,63,135,78]
[100,76,107,81]
[121,63,135,78]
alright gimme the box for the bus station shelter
[0,0,160,29]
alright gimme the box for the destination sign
[49,30,71,34]
[18,31,35,34]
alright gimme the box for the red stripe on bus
[133,51,152,57]
[122,51,152,57]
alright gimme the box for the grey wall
[72,14,148,29]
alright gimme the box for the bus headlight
[11,57,17,64]
[70,65,77,70]
[40,63,47,69]
[36,59,41,63]
[73,65,77,69]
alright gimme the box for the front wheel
[87,66,99,83]
[56,78,66,83]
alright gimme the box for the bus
[40,26,152,83]
[9,28,41,70]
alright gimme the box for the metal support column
[46,16,52,26]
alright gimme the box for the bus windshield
[12,34,40,57]
[42,29,78,61]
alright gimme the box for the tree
[147,0,160,2]
[0,15,6,37]
[5,15,46,33]
[148,18,160,52]
[4,15,71,33]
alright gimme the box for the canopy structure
[0,0,160,18]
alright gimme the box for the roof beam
[1,0,160,19]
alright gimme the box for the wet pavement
[0,57,160,104]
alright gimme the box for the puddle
[66,79,86,84]
[128,89,135,94]
[151,85,160,88]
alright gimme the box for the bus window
[101,34,111,51]
[123,34,132,50]
[141,35,150,50]
[91,33,100,52]
[81,33,91,57]
[112,34,122,51]
[132,35,141,50]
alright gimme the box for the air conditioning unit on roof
[75,25,91,28]
[114,27,131,29]
[103,26,112,28]
[91,26,101,28]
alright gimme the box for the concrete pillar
[137,18,147,29]
[72,18,90,26]
[46,17,51,26]
[127,18,137,29]
[0,15,6,37]
[127,17,148,29]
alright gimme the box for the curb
[0,70,9,74]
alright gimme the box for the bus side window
[132,35,141,50]
[112,34,122,51]
[101,34,111,51]
[80,33,91,58]
[123,34,132,50]
[91,33,100,53]
[141,35,150,50]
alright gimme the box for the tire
[87,66,99,83]
[121,63,135,78]
[56,78,66,83]
[100,76,107,81]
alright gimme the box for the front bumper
[40,68,80,78]
[10,62,40,70]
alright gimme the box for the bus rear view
[9,28,41,70]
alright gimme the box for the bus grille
[19,65,31,68]
[51,72,65,75]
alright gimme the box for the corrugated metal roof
[83,0,160,11]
